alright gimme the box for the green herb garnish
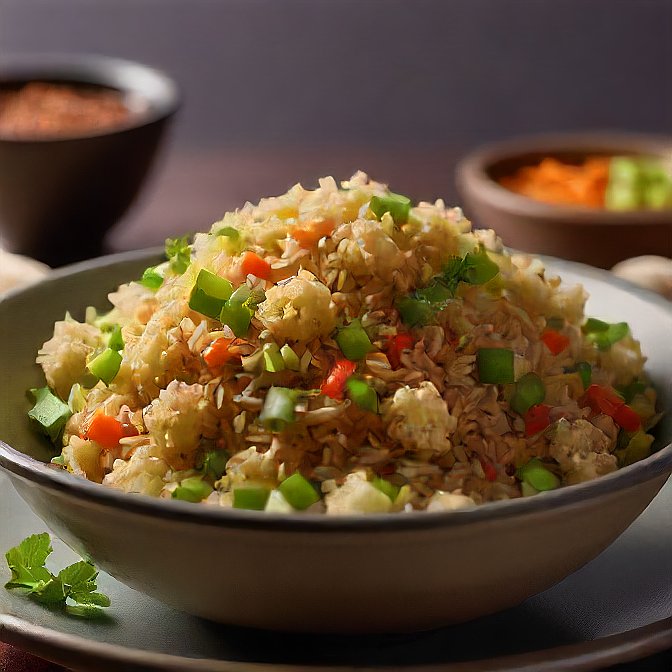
[165,235,191,275]
[5,533,110,618]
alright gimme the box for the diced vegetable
[259,387,298,432]
[461,247,500,285]
[219,301,253,337]
[523,404,552,436]
[189,269,233,319]
[510,372,545,415]
[371,476,400,502]
[203,337,237,368]
[385,333,414,369]
[233,487,271,510]
[574,361,592,389]
[278,473,320,510]
[345,377,378,413]
[241,251,272,280]
[321,359,357,400]
[28,387,72,443]
[173,476,213,503]
[579,384,641,431]
[335,319,373,361]
[87,348,122,386]
[67,383,87,414]
[541,329,570,356]
[516,458,560,491]
[476,348,515,384]
[280,344,301,371]
[369,192,411,223]
[395,297,434,327]
[615,431,654,467]
[479,458,497,482]
[165,236,191,275]
[138,266,164,290]
[263,343,285,372]
[107,324,124,352]
[215,226,240,241]
[618,380,647,404]
[201,450,228,479]
[291,219,335,247]
[84,412,124,449]
[582,318,629,350]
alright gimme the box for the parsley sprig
[165,235,192,275]
[5,533,110,618]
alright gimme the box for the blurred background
[1,0,670,251]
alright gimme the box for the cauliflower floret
[62,436,104,483]
[383,381,457,453]
[36,318,102,399]
[426,491,477,512]
[257,270,337,342]
[325,471,392,515]
[549,418,617,485]
[143,381,208,469]
[595,336,646,386]
[102,446,168,496]
[222,445,279,488]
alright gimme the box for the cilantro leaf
[4,534,110,618]
[165,236,191,275]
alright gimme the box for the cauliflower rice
[32,172,661,514]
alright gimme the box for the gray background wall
[1,0,670,248]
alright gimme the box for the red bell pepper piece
[241,251,272,280]
[579,384,641,431]
[524,404,552,437]
[385,333,415,369]
[541,329,570,356]
[321,359,357,400]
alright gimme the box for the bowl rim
[0,53,180,143]
[0,247,671,534]
[456,131,672,225]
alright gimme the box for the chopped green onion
[516,458,560,491]
[219,301,253,337]
[87,348,122,386]
[510,372,545,415]
[138,266,164,290]
[201,450,228,480]
[371,476,399,502]
[50,454,66,466]
[233,487,271,510]
[215,226,240,241]
[614,431,654,467]
[546,316,565,331]
[263,343,285,372]
[369,192,411,223]
[67,383,87,414]
[189,269,233,319]
[415,279,454,304]
[280,344,301,371]
[618,380,647,404]
[229,285,251,303]
[165,236,191,275]
[521,482,539,497]
[278,473,320,510]
[107,324,124,352]
[172,476,213,503]
[476,348,515,385]
[574,361,592,390]
[335,319,373,361]
[259,387,298,432]
[584,320,629,350]
[461,247,499,285]
[28,387,72,443]
[345,377,378,413]
[395,296,434,327]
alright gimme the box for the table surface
[3,146,672,671]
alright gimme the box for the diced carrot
[241,251,272,280]
[85,412,124,449]
[321,359,357,400]
[523,404,552,437]
[385,333,415,369]
[203,337,237,368]
[541,329,570,356]
[291,219,335,248]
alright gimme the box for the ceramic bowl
[456,132,672,269]
[0,250,670,634]
[0,54,179,267]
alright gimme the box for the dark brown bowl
[456,132,672,269]
[0,54,179,267]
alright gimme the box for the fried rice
[31,172,661,514]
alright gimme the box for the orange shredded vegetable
[203,337,238,368]
[499,157,610,208]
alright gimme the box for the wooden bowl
[456,133,672,269]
